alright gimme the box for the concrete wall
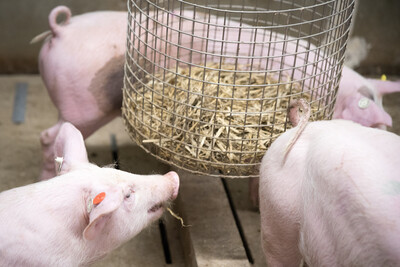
[0,0,399,74]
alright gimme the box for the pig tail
[48,6,72,37]
[283,98,311,164]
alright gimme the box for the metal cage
[122,0,355,178]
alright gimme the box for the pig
[259,99,400,266]
[0,122,180,266]
[34,7,400,180]
[31,6,127,179]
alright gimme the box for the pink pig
[259,99,400,266]
[31,6,127,179]
[0,122,179,266]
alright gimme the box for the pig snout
[164,171,180,200]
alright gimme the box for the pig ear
[53,122,89,174]
[357,86,375,100]
[83,191,123,241]
[367,79,400,96]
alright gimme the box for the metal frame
[123,0,355,178]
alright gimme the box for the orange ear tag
[93,192,106,205]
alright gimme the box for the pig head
[334,66,400,129]
[259,112,400,266]
[0,122,179,266]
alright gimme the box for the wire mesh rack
[122,0,355,178]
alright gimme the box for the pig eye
[125,189,135,199]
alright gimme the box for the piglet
[0,122,179,266]
[31,6,127,180]
[259,99,400,266]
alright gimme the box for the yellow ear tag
[381,74,387,81]
[93,192,106,205]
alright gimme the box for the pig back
[299,120,400,265]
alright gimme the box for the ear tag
[381,74,387,81]
[93,192,106,205]
[55,157,64,174]
[358,97,370,109]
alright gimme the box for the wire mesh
[122,0,355,178]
